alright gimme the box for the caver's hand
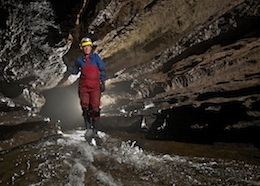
[100,81,105,92]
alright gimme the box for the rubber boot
[82,108,90,128]
[84,119,94,138]
[90,119,100,146]
[92,119,99,136]
[82,108,94,139]
[84,117,91,129]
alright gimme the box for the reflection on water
[1,130,260,185]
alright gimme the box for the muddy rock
[0,108,61,151]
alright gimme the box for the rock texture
[0,0,71,150]
[0,0,260,146]
[0,106,60,151]
[83,0,260,143]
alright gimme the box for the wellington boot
[92,120,99,135]
[84,129,94,140]
[84,117,91,129]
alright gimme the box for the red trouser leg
[78,84,90,110]
[89,89,101,121]
[78,81,101,121]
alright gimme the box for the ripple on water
[0,130,259,185]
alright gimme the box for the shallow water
[1,129,260,185]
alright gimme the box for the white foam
[97,131,108,140]
[144,102,155,110]
[65,162,86,186]
[91,138,97,147]
[30,129,260,185]
[43,117,50,122]
[95,170,123,186]
[141,117,148,129]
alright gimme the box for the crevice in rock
[0,7,8,29]
[0,81,23,98]
[146,102,260,147]
[144,0,159,12]
[197,86,260,101]
[0,121,46,140]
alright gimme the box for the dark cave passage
[146,102,260,148]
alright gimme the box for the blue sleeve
[68,58,81,75]
[95,54,106,82]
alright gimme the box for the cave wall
[0,0,260,145]
[73,0,260,142]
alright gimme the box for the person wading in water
[69,37,106,139]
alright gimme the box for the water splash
[1,129,259,185]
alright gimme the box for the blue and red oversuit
[69,53,106,121]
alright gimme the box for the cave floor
[106,130,260,166]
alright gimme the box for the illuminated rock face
[0,0,260,144]
[75,0,260,141]
[0,0,71,113]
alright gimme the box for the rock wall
[0,0,259,146]
[78,0,260,143]
[0,0,73,150]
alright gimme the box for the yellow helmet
[80,37,93,47]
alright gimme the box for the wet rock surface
[0,0,260,184]
[1,130,260,185]
[0,0,259,144]
[0,109,60,151]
